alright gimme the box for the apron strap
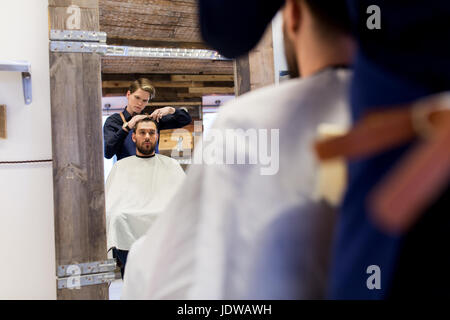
[314,92,450,234]
[119,112,126,124]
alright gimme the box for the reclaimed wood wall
[49,0,108,300]
[234,25,275,96]
[99,0,202,47]
[98,0,234,105]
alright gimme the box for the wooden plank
[248,25,275,91]
[102,91,204,101]
[99,0,201,43]
[177,93,207,98]
[234,55,251,96]
[100,25,200,43]
[100,13,198,31]
[233,25,274,95]
[150,81,205,88]
[102,74,235,83]
[148,102,201,106]
[101,57,234,74]
[171,75,234,82]
[102,81,205,89]
[102,92,130,97]
[189,87,235,94]
[102,81,131,89]
[49,0,98,8]
[0,105,6,139]
[49,0,100,31]
[106,38,208,49]
[49,0,108,300]
[102,73,171,82]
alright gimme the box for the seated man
[121,0,354,299]
[105,117,186,278]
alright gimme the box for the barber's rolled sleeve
[158,108,192,130]
[103,116,129,159]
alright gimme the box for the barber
[103,78,192,160]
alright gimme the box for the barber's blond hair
[128,78,156,100]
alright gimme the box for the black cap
[199,0,285,59]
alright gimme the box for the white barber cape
[122,68,351,299]
[105,154,185,251]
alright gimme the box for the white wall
[0,0,56,299]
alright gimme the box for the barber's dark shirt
[103,107,192,160]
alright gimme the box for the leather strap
[315,103,450,161]
[314,92,450,234]
[370,119,450,233]
[119,112,126,124]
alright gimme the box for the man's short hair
[129,78,156,100]
[134,117,159,133]
[303,0,352,35]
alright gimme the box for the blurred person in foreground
[121,0,354,299]
[198,0,450,299]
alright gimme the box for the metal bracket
[50,29,107,55]
[0,60,32,105]
[57,259,116,277]
[49,29,229,60]
[50,30,107,43]
[57,259,117,289]
[50,41,108,55]
[105,46,230,60]
[57,272,116,290]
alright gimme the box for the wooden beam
[147,101,201,106]
[233,24,274,95]
[101,73,171,82]
[102,81,205,89]
[49,0,100,31]
[49,0,108,300]
[101,73,235,82]
[148,81,205,88]
[106,38,209,50]
[49,0,98,9]
[102,82,235,102]
[234,55,251,96]
[102,92,128,97]
[248,25,275,91]
[102,91,202,103]
[102,56,234,74]
[99,0,202,43]
[176,93,206,98]
[189,87,235,94]
[171,75,234,82]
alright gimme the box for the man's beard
[136,141,156,155]
[283,23,300,79]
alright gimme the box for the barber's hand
[127,114,149,130]
[150,107,175,122]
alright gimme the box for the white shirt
[105,154,186,251]
[122,69,351,299]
